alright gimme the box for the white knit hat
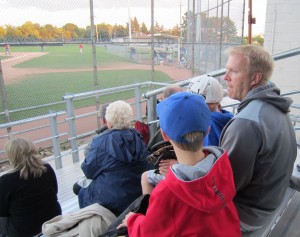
[187,75,224,103]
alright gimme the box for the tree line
[0,17,180,42]
[0,13,258,44]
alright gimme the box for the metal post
[241,0,246,43]
[64,96,79,163]
[192,0,195,76]
[128,0,132,42]
[219,0,224,69]
[134,85,142,121]
[49,112,62,169]
[147,96,157,139]
[89,0,100,128]
[178,0,182,62]
[151,0,155,82]
[0,59,11,138]
[248,0,252,44]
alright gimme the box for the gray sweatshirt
[220,83,297,226]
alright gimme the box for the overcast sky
[0,0,266,35]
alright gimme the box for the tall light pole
[178,0,183,62]
[89,0,100,128]
[248,0,256,44]
[128,0,132,43]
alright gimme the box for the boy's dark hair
[172,131,204,152]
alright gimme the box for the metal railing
[0,111,66,169]
[0,47,299,171]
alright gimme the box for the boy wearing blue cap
[118,92,241,236]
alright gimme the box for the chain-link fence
[0,0,244,124]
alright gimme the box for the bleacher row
[48,146,300,237]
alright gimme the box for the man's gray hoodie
[220,83,297,226]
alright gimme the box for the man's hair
[6,137,46,180]
[162,85,184,99]
[99,103,109,119]
[105,100,133,129]
[172,131,204,152]
[225,45,274,83]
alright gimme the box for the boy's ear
[160,129,170,141]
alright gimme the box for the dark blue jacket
[204,109,233,146]
[79,128,151,216]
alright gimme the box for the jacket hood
[211,109,234,128]
[166,147,236,214]
[102,128,149,162]
[238,83,293,113]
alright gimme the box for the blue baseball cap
[157,92,211,143]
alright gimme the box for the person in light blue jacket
[78,100,152,216]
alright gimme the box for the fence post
[147,95,157,138]
[49,112,62,169]
[64,96,79,163]
[134,85,142,121]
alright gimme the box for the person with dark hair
[147,85,185,149]
[221,45,297,232]
[117,92,241,236]
[0,138,61,237]
[73,103,110,195]
[142,85,184,194]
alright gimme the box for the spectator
[118,92,241,236]
[78,100,152,216]
[187,75,233,146]
[220,45,297,232]
[142,85,184,195]
[0,138,61,237]
[147,85,185,149]
[73,103,110,195]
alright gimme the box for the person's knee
[141,171,149,185]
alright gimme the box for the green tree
[113,24,127,38]
[132,17,140,33]
[154,21,164,33]
[140,22,148,34]
[5,25,23,40]
[201,15,238,42]
[62,23,85,39]
[0,26,5,38]
[253,34,264,46]
[19,21,41,39]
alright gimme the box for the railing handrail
[142,47,300,99]
[62,81,159,100]
[0,111,65,129]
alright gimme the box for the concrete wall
[264,0,300,94]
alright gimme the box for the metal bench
[242,186,296,237]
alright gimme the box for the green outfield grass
[13,45,130,69]
[0,44,173,122]
[2,69,171,122]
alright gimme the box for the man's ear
[250,72,263,86]
[160,129,170,141]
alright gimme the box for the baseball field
[0,44,190,122]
